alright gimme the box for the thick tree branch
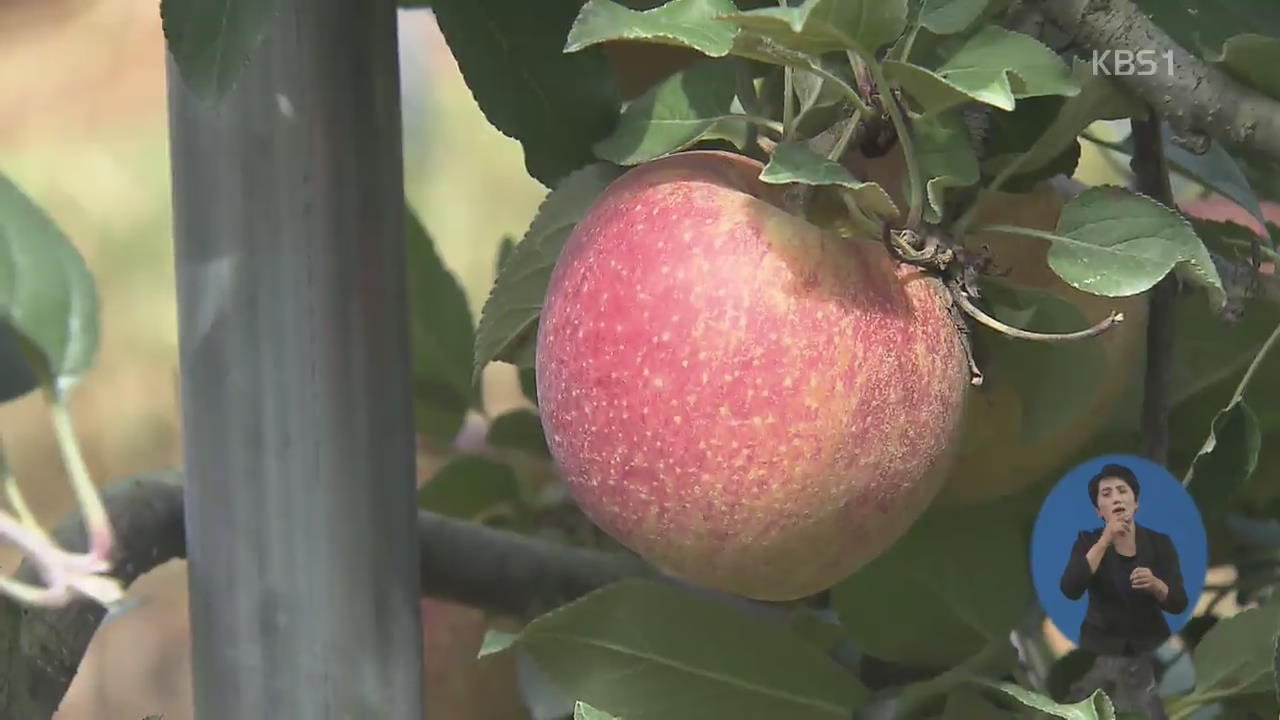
[1040,0,1280,164]
[0,473,654,718]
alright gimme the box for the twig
[1039,0,1280,164]
[0,472,656,718]
[948,280,1125,342]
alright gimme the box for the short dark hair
[1088,463,1140,507]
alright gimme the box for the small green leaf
[478,628,520,658]
[487,409,549,457]
[406,208,477,447]
[1212,33,1280,101]
[913,112,979,222]
[885,26,1079,113]
[432,0,621,186]
[759,142,899,218]
[565,0,739,57]
[1193,598,1280,697]
[510,579,867,719]
[1185,399,1261,518]
[986,187,1226,308]
[989,682,1116,720]
[832,492,1034,667]
[594,59,747,165]
[159,0,276,100]
[918,0,989,35]
[419,454,521,521]
[721,0,908,58]
[575,701,621,720]
[0,172,100,394]
[473,162,625,382]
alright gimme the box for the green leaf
[913,112,979,222]
[986,59,1142,183]
[406,208,477,447]
[1185,400,1262,518]
[1273,626,1279,708]
[478,628,520,658]
[1193,598,1280,697]
[1163,136,1269,231]
[159,0,276,100]
[972,278,1107,446]
[418,454,521,521]
[1132,0,1280,66]
[987,187,1226,308]
[721,0,909,58]
[1168,284,1280,407]
[1212,33,1280,101]
[1055,187,1225,306]
[496,235,516,276]
[941,686,1017,718]
[575,701,621,720]
[0,173,100,394]
[565,0,739,57]
[989,682,1116,720]
[759,142,899,218]
[519,366,539,406]
[0,321,38,403]
[593,59,750,165]
[980,97,1081,190]
[432,0,621,186]
[832,492,1034,667]
[473,162,625,382]
[486,408,549,457]
[885,26,1079,113]
[1046,649,1100,705]
[918,0,989,35]
[506,579,866,719]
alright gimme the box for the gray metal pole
[164,1,423,717]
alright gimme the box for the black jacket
[1059,523,1188,656]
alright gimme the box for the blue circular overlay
[1030,453,1208,646]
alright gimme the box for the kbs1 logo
[1090,49,1175,76]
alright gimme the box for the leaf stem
[47,396,114,561]
[742,115,785,137]
[827,110,862,162]
[864,56,923,229]
[810,63,873,120]
[838,190,885,239]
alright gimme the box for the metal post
[165,0,423,717]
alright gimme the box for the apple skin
[535,150,971,600]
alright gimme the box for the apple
[420,598,528,720]
[535,150,971,601]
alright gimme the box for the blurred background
[0,2,540,717]
[0,1,1250,718]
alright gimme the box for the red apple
[535,150,971,600]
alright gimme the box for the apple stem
[948,281,1126,342]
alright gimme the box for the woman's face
[1095,477,1138,522]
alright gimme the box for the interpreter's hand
[1101,512,1133,545]
[1130,567,1167,598]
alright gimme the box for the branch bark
[0,473,653,719]
[1040,0,1280,164]
[1126,112,1174,720]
